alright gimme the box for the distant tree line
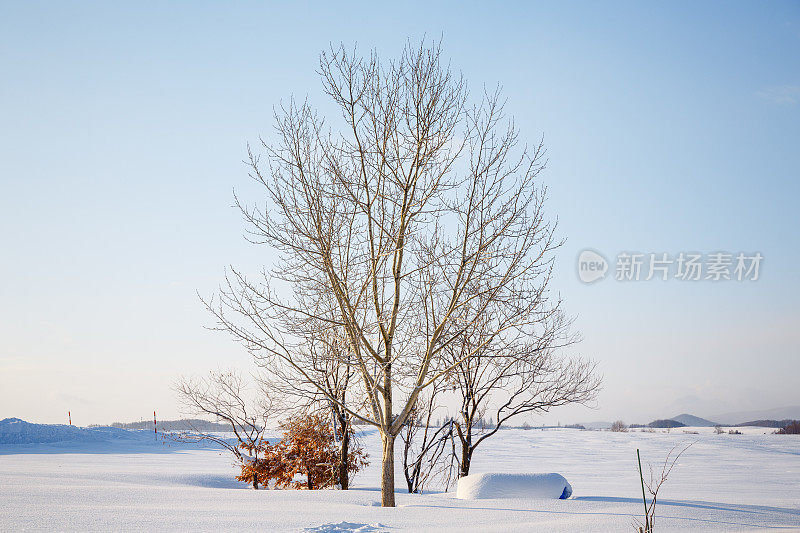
[95,419,235,432]
[777,421,800,434]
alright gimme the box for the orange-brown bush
[237,413,367,490]
[237,440,284,490]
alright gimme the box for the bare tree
[174,370,275,489]
[445,309,600,477]
[611,420,628,433]
[206,39,570,506]
[400,387,456,493]
[635,443,693,532]
[261,318,362,489]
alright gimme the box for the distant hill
[711,406,800,426]
[671,414,718,427]
[648,419,686,429]
[733,419,796,428]
[576,409,800,430]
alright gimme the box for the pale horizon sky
[1,2,798,426]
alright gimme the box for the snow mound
[303,522,389,532]
[0,418,149,445]
[456,472,572,500]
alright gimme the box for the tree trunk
[403,427,414,493]
[380,357,396,507]
[380,432,396,507]
[252,472,259,490]
[457,418,473,478]
[339,416,350,490]
[460,443,472,478]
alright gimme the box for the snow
[1,421,799,531]
[0,417,151,445]
[303,522,388,532]
[456,473,572,500]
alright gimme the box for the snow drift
[456,472,572,500]
[0,418,149,445]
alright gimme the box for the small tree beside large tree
[444,309,600,477]
[174,370,275,489]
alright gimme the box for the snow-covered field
[1,420,798,532]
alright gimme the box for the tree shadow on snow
[573,496,800,518]
[402,498,799,530]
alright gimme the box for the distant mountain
[710,406,800,426]
[671,414,718,427]
[648,419,686,429]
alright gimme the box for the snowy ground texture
[1,419,798,532]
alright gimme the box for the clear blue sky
[1,1,798,425]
